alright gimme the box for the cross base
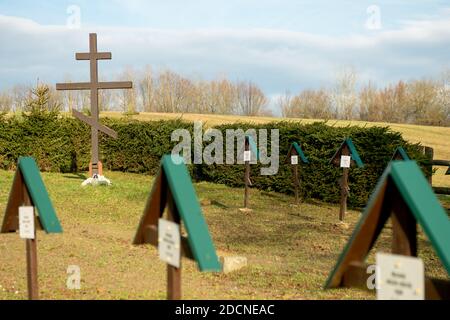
[82,161,112,186]
[89,161,103,177]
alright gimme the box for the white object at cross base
[376,252,424,300]
[340,155,351,168]
[81,175,111,186]
[19,206,35,239]
[291,155,298,165]
[158,218,181,268]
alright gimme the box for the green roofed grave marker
[285,142,309,204]
[329,138,364,221]
[391,146,411,161]
[133,155,221,300]
[325,161,450,300]
[1,157,62,300]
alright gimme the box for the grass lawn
[0,169,448,300]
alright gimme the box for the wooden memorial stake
[133,155,221,300]
[242,135,259,210]
[293,162,299,203]
[285,142,309,204]
[325,161,450,300]
[329,138,364,221]
[244,138,250,208]
[23,185,38,300]
[1,157,62,300]
[56,33,132,177]
[166,189,181,300]
[340,145,350,221]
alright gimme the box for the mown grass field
[0,170,448,300]
[102,112,450,188]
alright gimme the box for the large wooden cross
[56,33,132,176]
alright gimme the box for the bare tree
[119,67,138,114]
[278,91,294,117]
[60,74,77,112]
[406,79,440,125]
[331,68,358,119]
[236,81,268,116]
[139,65,155,112]
[359,82,384,122]
[11,84,29,112]
[0,91,13,112]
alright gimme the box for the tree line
[0,67,448,126]
[279,69,450,126]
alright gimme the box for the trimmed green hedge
[197,121,428,207]
[0,113,429,207]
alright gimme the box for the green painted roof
[325,161,450,288]
[245,135,260,161]
[345,138,364,167]
[390,161,450,274]
[391,146,410,161]
[291,142,309,164]
[161,155,221,272]
[330,138,364,168]
[18,157,62,233]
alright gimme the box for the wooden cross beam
[56,33,132,176]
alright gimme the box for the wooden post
[340,168,349,221]
[166,191,181,300]
[339,145,350,221]
[167,263,181,300]
[244,139,250,209]
[293,164,300,204]
[23,185,38,300]
[424,146,434,185]
[392,193,417,256]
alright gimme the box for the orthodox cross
[56,33,132,176]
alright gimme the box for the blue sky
[0,0,447,33]
[0,0,449,110]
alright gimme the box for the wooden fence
[423,146,450,195]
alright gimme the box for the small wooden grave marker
[325,161,450,300]
[285,142,309,204]
[56,33,132,180]
[391,146,410,161]
[329,138,364,221]
[243,135,259,209]
[1,157,62,300]
[133,155,221,300]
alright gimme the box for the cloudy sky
[0,0,449,112]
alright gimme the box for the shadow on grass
[260,191,290,203]
[211,200,229,209]
[62,173,88,180]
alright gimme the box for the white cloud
[0,12,449,98]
